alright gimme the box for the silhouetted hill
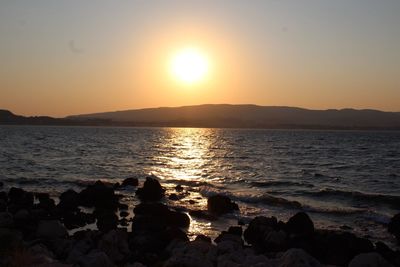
[1,105,400,129]
[66,104,400,129]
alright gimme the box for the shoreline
[0,178,399,266]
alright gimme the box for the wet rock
[78,250,115,267]
[285,212,314,236]
[58,189,79,211]
[228,226,242,236]
[168,193,180,201]
[95,210,118,232]
[37,220,68,239]
[0,212,14,228]
[118,203,128,210]
[207,195,239,215]
[98,229,130,264]
[349,252,393,267]
[136,177,165,202]
[388,213,400,244]
[195,234,212,243]
[244,216,278,245]
[79,181,119,210]
[133,202,190,229]
[278,248,322,267]
[189,209,217,221]
[121,177,139,187]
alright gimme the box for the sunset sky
[1,1,399,117]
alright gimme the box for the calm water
[0,126,399,245]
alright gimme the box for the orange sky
[1,1,399,117]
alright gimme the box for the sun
[170,48,209,84]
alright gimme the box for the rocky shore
[0,177,399,267]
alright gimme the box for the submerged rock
[136,177,165,201]
[207,195,239,215]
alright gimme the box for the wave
[251,180,314,188]
[313,188,400,208]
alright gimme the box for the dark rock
[95,210,118,232]
[62,210,90,230]
[136,177,165,202]
[311,230,374,266]
[120,211,129,217]
[8,187,34,211]
[98,229,130,264]
[0,181,3,187]
[0,191,7,201]
[0,228,23,255]
[228,226,242,236]
[348,252,393,267]
[118,203,129,210]
[169,193,180,201]
[285,212,314,236]
[36,193,56,210]
[0,212,14,228]
[175,185,184,192]
[207,195,239,215]
[58,189,79,211]
[120,218,129,227]
[244,216,278,245]
[188,200,196,204]
[0,199,6,212]
[133,203,190,229]
[189,209,217,221]
[79,181,119,210]
[36,220,68,239]
[388,213,400,244]
[121,177,139,187]
[195,234,212,243]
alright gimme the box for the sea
[0,126,399,246]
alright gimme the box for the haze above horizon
[1,1,399,117]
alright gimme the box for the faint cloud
[68,40,85,54]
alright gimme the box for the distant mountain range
[1,104,400,129]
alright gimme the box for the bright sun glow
[171,48,209,84]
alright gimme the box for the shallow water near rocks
[0,126,399,246]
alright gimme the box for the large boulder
[8,187,34,212]
[285,212,314,236]
[136,177,165,201]
[349,252,393,267]
[388,213,400,244]
[95,210,118,233]
[36,220,68,239]
[36,192,56,210]
[78,181,119,210]
[244,216,278,246]
[207,195,239,215]
[78,250,115,267]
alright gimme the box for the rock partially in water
[388,213,400,244]
[285,212,314,237]
[58,189,79,211]
[349,252,394,267]
[36,220,68,240]
[121,177,139,187]
[244,216,278,246]
[189,209,217,221]
[136,177,165,202]
[95,209,118,233]
[79,181,119,210]
[8,187,34,212]
[207,195,239,216]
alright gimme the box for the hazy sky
[1,0,399,116]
